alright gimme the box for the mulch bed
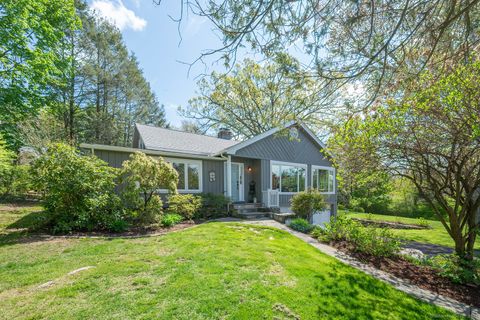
[1,221,203,245]
[61,221,202,238]
[330,240,480,307]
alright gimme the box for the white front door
[231,163,244,202]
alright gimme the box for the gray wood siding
[232,129,337,214]
[93,150,131,168]
[234,127,332,166]
[203,160,225,194]
[85,148,225,195]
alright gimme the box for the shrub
[351,206,365,213]
[32,143,123,233]
[0,164,32,200]
[167,194,202,220]
[161,213,184,227]
[315,215,401,257]
[289,218,314,233]
[119,152,178,224]
[427,254,480,285]
[291,189,327,221]
[198,193,229,219]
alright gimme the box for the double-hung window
[312,166,335,194]
[271,161,307,193]
[164,158,202,192]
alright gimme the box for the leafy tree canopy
[0,0,78,148]
[182,55,338,139]
[160,0,480,106]
[341,61,480,259]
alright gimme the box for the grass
[0,205,463,319]
[343,210,480,250]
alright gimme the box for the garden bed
[329,240,480,307]
[50,220,201,238]
[353,217,429,230]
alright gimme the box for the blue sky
[88,0,232,127]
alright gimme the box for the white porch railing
[262,189,279,208]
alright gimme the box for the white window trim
[158,157,203,193]
[311,165,336,195]
[270,161,308,194]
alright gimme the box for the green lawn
[343,211,480,250]
[0,206,462,319]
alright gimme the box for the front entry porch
[224,156,280,208]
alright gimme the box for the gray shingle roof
[136,124,239,156]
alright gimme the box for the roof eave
[80,143,226,161]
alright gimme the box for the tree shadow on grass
[0,210,52,247]
[310,266,458,319]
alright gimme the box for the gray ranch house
[80,121,337,221]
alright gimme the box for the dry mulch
[330,240,480,308]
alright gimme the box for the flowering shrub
[119,152,178,224]
[32,143,123,233]
[167,194,202,220]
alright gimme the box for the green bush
[198,193,229,219]
[130,195,164,225]
[108,219,129,233]
[314,215,400,257]
[32,143,124,233]
[167,194,202,220]
[351,206,365,213]
[161,213,184,227]
[291,189,326,221]
[0,164,32,200]
[427,254,480,285]
[119,152,178,224]
[289,218,313,233]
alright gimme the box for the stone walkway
[214,217,479,319]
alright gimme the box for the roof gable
[231,124,331,165]
[221,122,328,154]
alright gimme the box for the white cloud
[90,0,147,31]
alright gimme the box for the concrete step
[237,207,262,214]
[232,203,263,210]
[234,211,271,219]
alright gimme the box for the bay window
[312,166,335,193]
[271,162,306,193]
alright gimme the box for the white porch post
[226,155,232,198]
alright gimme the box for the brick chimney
[217,128,233,140]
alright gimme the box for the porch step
[231,203,263,210]
[234,211,271,219]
